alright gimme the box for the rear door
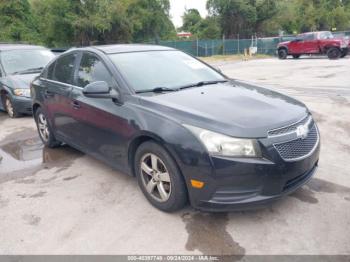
[42,52,79,141]
[69,52,131,169]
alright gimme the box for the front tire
[278,48,288,59]
[134,141,187,212]
[34,107,61,148]
[327,47,341,60]
[4,95,20,118]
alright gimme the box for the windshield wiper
[178,80,228,90]
[136,87,179,94]
[12,67,44,75]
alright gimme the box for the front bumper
[184,134,320,212]
[12,96,33,115]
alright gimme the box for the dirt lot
[0,56,349,256]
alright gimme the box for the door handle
[71,101,81,109]
[44,90,54,98]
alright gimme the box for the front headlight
[13,89,31,97]
[184,125,261,158]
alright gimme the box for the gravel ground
[0,56,349,256]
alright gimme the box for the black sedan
[0,44,55,118]
[31,45,320,212]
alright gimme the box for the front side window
[108,50,225,92]
[0,49,55,75]
[298,33,314,41]
[46,61,56,79]
[51,53,77,85]
[304,33,315,41]
[77,53,113,87]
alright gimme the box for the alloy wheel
[328,48,340,59]
[278,49,287,59]
[5,98,14,118]
[140,153,172,202]
[37,113,50,142]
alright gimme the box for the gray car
[0,44,55,118]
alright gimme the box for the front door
[68,52,132,171]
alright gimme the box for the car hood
[1,73,39,89]
[138,81,309,138]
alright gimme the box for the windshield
[319,32,334,40]
[108,50,225,92]
[0,49,55,75]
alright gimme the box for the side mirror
[83,81,119,100]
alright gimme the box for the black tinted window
[52,53,77,84]
[46,61,56,79]
[304,34,315,41]
[77,53,113,87]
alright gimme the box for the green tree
[196,17,221,39]
[30,0,177,47]
[255,0,279,35]
[181,8,202,32]
[31,0,133,47]
[277,0,350,34]
[31,0,74,47]
[207,0,257,38]
[0,0,38,43]
[127,0,176,43]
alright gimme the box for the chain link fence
[151,31,350,57]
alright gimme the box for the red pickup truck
[277,31,349,59]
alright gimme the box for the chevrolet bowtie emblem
[296,124,309,139]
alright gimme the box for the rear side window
[51,53,77,84]
[77,53,113,88]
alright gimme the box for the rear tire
[278,48,288,59]
[34,107,61,148]
[292,55,301,59]
[327,47,341,60]
[134,141,187,212]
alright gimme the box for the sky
[170,0,208,28]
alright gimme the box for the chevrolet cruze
[31,45,320,212]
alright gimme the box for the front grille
[274,124,319,161]
[268,115,312,136]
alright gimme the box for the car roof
[0,44,48,51]
[88,44,175,54]
[299,32,316,35]
[299,31,330,35]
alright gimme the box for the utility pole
[212,40,214,56]
[222,34,225,55]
